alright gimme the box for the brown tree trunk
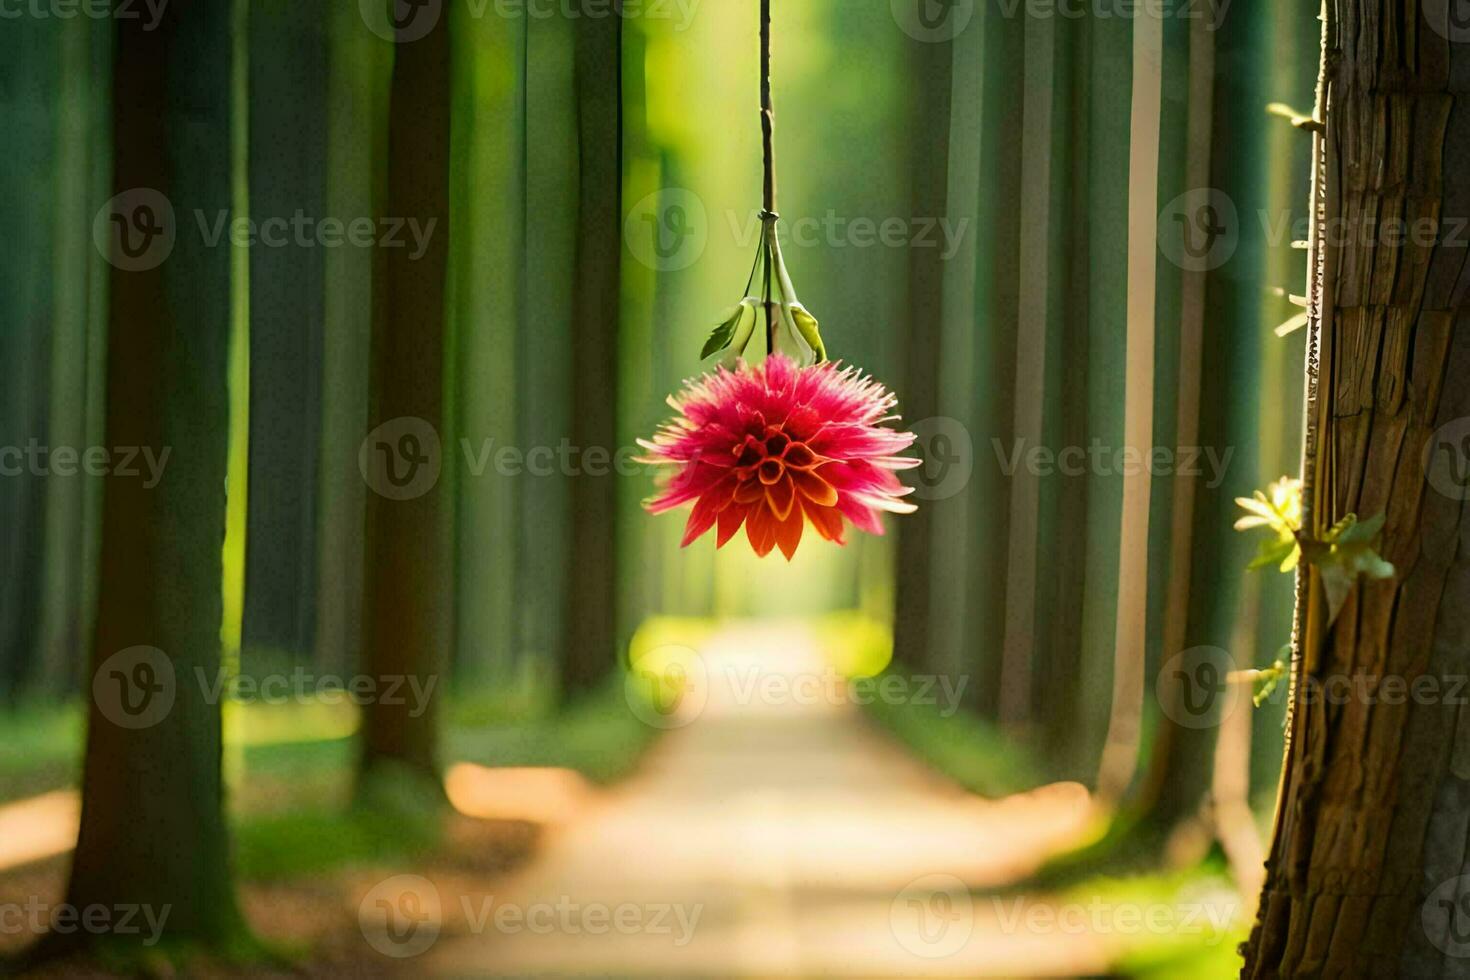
[357,8,451,787]
[61,0,244,951]
[559,6,622,699]
[1244,4,1470,976]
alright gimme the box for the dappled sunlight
[445,764,596,826]
[0,790,77,873]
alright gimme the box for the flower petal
[681,492,723,547]
[717,503,748,548]
[802,496,846,545]
[791,467,839,507]
[766,473,797,521]
[775,506,804,561]
[746,503,779,558]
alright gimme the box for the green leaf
[1313,511,1395,624]
[1252,653,1288,707]
[1248,536,1298,572]
[790,303,827,363]
[701,304,744,360]
[722,300,759,368]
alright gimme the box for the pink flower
[638,354,920,560]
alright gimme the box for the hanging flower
[638,354,919,559]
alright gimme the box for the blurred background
[0,0,1321,976]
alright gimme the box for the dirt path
[421,624,1109,978]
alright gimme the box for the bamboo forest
[3,0,1470,976]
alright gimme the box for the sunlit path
[426,624,1104,978]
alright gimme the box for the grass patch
[859,662,1044,798]
[447,670,661,785]
[1054,865,1246,978]
[0,702,82,804]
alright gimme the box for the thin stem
[760,0,776,216]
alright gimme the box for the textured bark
[358,10,451,782]
[63,0,242,945]
[558,7,622,698]
[1244,4,1470,976]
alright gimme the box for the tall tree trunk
[0,19,58,700]
[891,29,952,681]
[1244,4,1470,975]
[357,9,451,787]
[559,7,622,699]
[314,4,391,677]
[241,0,327,663]
[61,0,244,949]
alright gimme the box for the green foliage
[1235,478,1394,624]
[860,663,1043,798]
[701,298,758,362]
[235,797,440,881]
[447,672,660,785]
[1306,512,1396,622]
[1251,650,1289,708]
